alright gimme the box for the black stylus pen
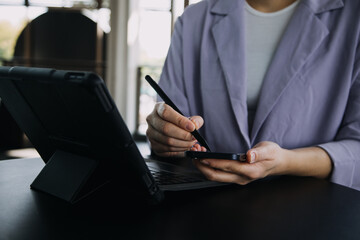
[145,75,212,152]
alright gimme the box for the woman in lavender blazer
[146,0,360,190]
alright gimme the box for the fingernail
[189,117,201,129]
[201,160,210,165]
[158,103,165,116]
[250,152,256,163]
[192,119,200,129]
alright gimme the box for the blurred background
[0,0,201,159]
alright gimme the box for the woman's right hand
[146,102,204,157]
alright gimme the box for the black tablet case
[0,66,163,203]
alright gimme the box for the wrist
[275,148,293,176]
[276,147,332,179]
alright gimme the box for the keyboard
[150,168,205,185]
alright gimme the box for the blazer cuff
[317,140,360,191]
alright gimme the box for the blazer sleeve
[157,16,191,117]
[318,47,360,190]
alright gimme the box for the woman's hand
[146,102,204,157]
[193,141,332,185]
[193,141,286,185]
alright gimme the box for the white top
[245,0,299,129]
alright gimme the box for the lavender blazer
[158,0,360,190]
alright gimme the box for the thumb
[247,142,270,163]
[246,150,257,163]
[189,116,204,130]
[247,141,280,163]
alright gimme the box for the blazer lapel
[210,0,250,146]
[251,1,342,143]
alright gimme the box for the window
[136,0,202,137]
[0,0,110,66]
[0,5,42,63]
[0,0,110,151]
[0,0,203,140]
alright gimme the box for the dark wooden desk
[1,157,360,240]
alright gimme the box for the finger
[246,143,263,163]
[190,143,207,152]
[200,158,245,173]
[188,116,204,130]
[154,150,186,158]
[201,146,207,152]
[146,125,196,149]
[156,102,196,132]
[193,159,253,185]
[246,151,257,163]
[247,142,277,163]
[149,138,194,154]
[147,129,196,154]
[146,108,194,142]
[198,158,264,181]
[190,146,198,151]
[190,143,202,152]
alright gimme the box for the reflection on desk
[0,157,360,240]
[0,147,40,160]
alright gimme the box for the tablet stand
[31,150,110,203]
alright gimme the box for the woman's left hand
[192,141,288,185]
